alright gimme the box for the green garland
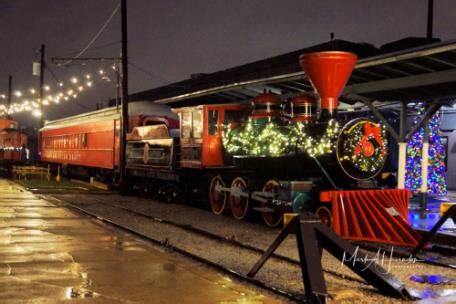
[223,119,340,157]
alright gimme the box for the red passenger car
[40,101,178,179]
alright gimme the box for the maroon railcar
[0,119,28,164]
[40,101,178,180]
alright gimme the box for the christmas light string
[222,119,340,157]
[0,66,115,117]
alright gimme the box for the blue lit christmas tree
[405,110,447,196]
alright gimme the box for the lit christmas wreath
[336,118,387,180]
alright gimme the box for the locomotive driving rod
[247,213,415,303]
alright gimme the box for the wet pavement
[408,193,456,236]
[0,179,282,303]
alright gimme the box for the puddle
[411,288,456,299]
[65,287,99,299]
[410,275,456,285]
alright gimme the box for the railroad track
[44,195,306,302]
[81,194,456,269]
[43,193,456,303]
[83,196,367,282]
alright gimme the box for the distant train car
[0,119,28,166]
[40,101,179,182]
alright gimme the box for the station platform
[0,179,279,303]
[408,191,456,237]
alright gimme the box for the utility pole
[119,0,129,191]
[427,0,434,40]
[7,75,12,119]
[39,44,45,128]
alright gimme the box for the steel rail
[44,195,305,302]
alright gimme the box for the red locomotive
[0,118,28,166]
[40,51,419,247]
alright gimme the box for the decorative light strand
[0,67,115,117]
[223,119,340,157]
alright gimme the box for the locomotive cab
[174,104,249,168]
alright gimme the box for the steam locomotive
[123,51,390,227]
[40,52,410,239]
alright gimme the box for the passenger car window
[208,110,218,135]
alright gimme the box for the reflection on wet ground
[409,197,456,234]
[410,275,456,285]
[0,179,280,303]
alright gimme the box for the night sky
[1,0,455,127]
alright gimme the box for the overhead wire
[129,61,170,84]
[60,3,120,66]
[58,41,121,58]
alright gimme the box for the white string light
[0,68,114,117]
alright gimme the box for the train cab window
[192,110,203,138]
[181,112,192,139]
[224,110,247,126]
[208,110,219,135]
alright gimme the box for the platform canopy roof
[128,38,456,108]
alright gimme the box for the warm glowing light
[58,82,64,87]
[86,81,93,87]
[14,91,22,97]
[71,77,78,84]
[78,86,84,92]
[67,89,74,95]
[30,88,36,94]
[72,94,78,99]
[44,85,50,91]
[0,94,5,99]
[32,109,42,117]
[85,74,91,79]
[64,96,69,101]
[98,69,105,75]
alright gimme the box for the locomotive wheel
[228,177,249,220]
[208,175,227,215]
[261,180,282,228]
[315,206,333,228]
